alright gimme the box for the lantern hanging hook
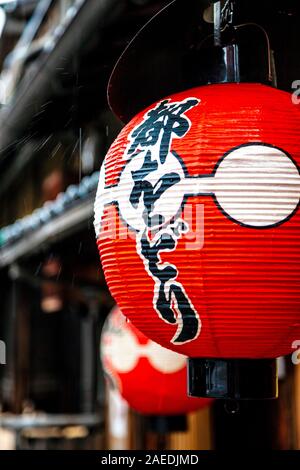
[214,0,236,46]
[212,0,273,84]
[221,0,235,28]
[213,0,240,82]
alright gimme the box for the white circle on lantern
[102,326,139,373]
[213,144,300,228]
[146,340,186,373]
[117,150,185,232]
[103,320,186,374]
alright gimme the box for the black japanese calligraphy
[138,220,200,343]
[126,97,201,344]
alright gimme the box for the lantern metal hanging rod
[213,0,235,46]
[211,0,273,84]
[213,0,240,82]
[213,1,221,46]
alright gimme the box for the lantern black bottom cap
[188,358,278,400]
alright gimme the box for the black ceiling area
[108,0,300,122]
[1,0,300,166]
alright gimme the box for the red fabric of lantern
[95,83,300,360]
[101,307,212,415]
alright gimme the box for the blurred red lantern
[95,83,300,399]
[101,307,212,419]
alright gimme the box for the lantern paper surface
[95,83,300,359]
[101,307,212,415]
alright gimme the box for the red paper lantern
[101,307,212,415]
[95,83,300,398]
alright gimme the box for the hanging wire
[235,22,273,83]
[221,1,273,83]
